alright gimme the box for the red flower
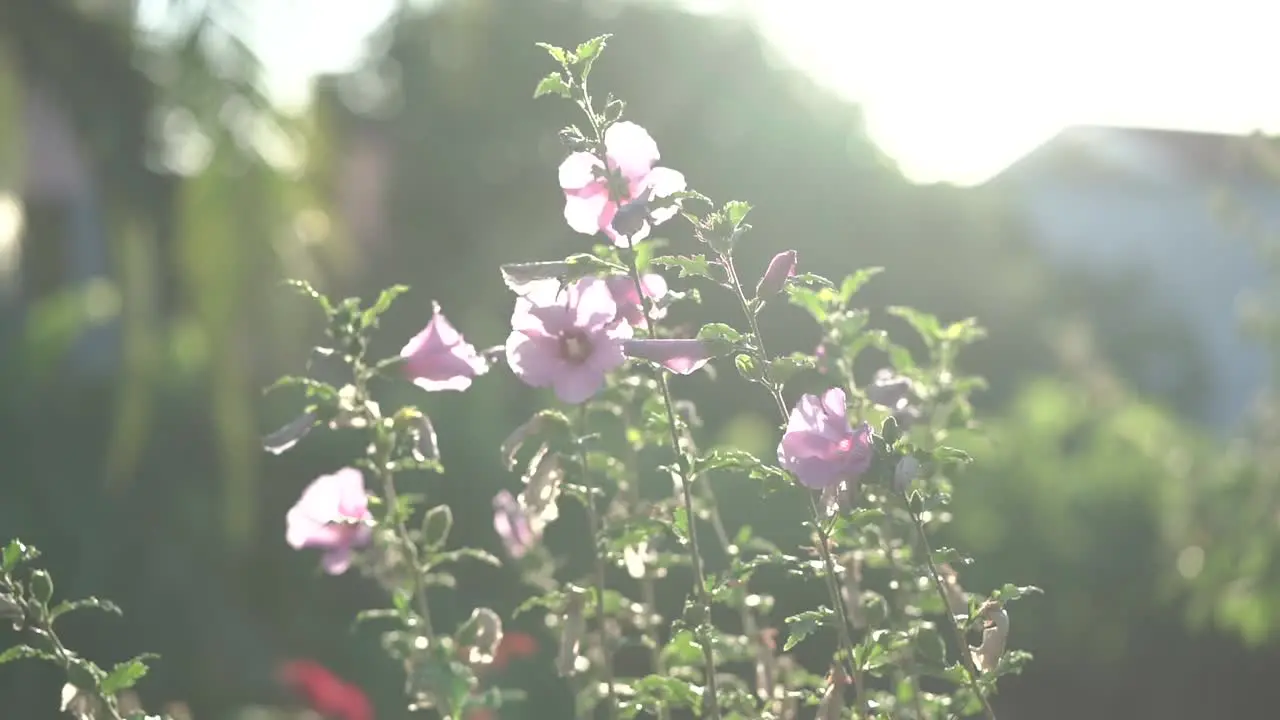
[491,631,538,672]
[279,659,373,720]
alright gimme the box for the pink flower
[493,490,537,558]
[558,121,686,247]
[623,339,715,375]
[505,277,633,404]
[606,273,668,329]
[400,302,489,392]
[777,388,874,490]
[285,468,372,575]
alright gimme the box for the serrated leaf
[723,200,752,226]
[783,607,833,651]
[694,448,766,475]
[767,353,817,385]
[361,284,409,327]
[695,323,743,357]
[499,255,626,295]
[0,644,51,665]
[672,507,689,544]
[430,548,501,569]
[535,42,568,64]
[262,411,317,455]
[838,267,884,304]
[100,654,158,695]
[533,72,571,99]
[571,35,611,79]
[284,279,333,314]
[651,254,716,281]
[2,539,36,573]
[513,590,567,618]
[49,597,121,622]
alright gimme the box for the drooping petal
[320,546,355,575]
[623,339,715,375]
[603,121,660,180]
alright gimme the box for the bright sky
[169,0,1280,186]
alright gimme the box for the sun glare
[746,0,1280,185]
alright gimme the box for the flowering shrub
[0,33,1039,720]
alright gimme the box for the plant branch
[719,250,867,713]
[905,497,997,720]
[578,406,618,715]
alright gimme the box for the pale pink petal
[604,121,660,180]
[632,167,686,226]
[623,339,713,375]
[285,509,341,549]
[564,187,612,236]
[506,332,569,388]
[571,278,620,331]
[641,273,669,302]
[331,468,369,518]
[586,334,629,374]
[321,547,354,575]
[558,152,604,191]
[552,366,607,405]
[821,388,848,420]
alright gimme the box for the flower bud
[970,601,1010,673]
[29,570,53,605]
[754,250,797,299]
[459,607,504,666]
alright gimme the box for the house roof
[983,125,1270,188]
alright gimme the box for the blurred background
[3,0,1280,718]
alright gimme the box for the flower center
[560,329,593,364]
[837,436,854,453]
[560,330,593,363]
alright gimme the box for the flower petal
[570,277,620,331]
[506,331,567,388]
[623,338,714,375]
[604,121,660,180]
[551,366,607,404]
[558,152,604,191]
[635,166,687,225]
[564,186,611,236]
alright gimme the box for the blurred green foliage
[1,0,1279,718]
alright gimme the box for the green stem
[578,406,618,715]
[905,497,997,720]
[622,248,723,720]
[719,251,867,714]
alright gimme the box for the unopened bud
[754,250,797,299]
[893,455,920,493]
[29,570,53,605]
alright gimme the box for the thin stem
[623,247,723,720]
[719,252,867,713]
[622,407,671,720]
[578,406,618,715]
[356,365,438,642]
[904,496,997,720]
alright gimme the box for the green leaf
[672,507,689,544]
[767,353,817,385]
[887,306,945,348]
[0,645,52,665]
[786,285,831,323]
[734,354,765,384]
[100,654,158,695]
[353,608,402,627]
[694,448,766,475]
[533,72,571,99]
[571,35,611,79]
[630,674,701,712]
[696,323,744,358]
[2,539,37,573]
[429,547,501,569]
[513,589,567,618]
[723,200,752,226]
[499,254,626,295]
[930,546,971,567]
[783,607,833,651]
[284,278,333,314]
[49,597,121,622]
[361,284,409,327]
[421,505,453,551]
[991,584,1044,604]
[651,254,716,281]
[838,267,884,304]
[535,42,569,64]
[933,446,974,466]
